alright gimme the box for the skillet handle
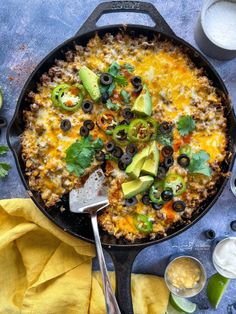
[76,1,175,36]
[106,247,142,314]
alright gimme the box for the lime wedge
[166,302,185,313]
[0,88,3,109]
[170,294,197,313]
[207,273,230,309]
[131,84,152,116]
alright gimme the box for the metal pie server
[69,168,121,314]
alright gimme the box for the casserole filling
[22,33,227,241]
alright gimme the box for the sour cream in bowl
[213,237,236,279]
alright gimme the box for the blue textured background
[0,1,236,313]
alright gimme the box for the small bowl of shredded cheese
[164,255,207,297]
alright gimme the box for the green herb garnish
[0,146,10,178]
[177,115,196,136]
[107,82,116,95]
[100,81,116,96]
[105,154,118,161]
[0,146,9,155]
[157,133,173,146]
[108,62,120,77]
[124,63,135,73]
[65,136,103,177]
[114,75,128,87]
[120,89,130,104]
[0,163,11,178]
[157,125,173,146]
[108,62,128,87]
[188,150,212,177]
[105,99,120,111]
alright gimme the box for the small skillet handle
[107,247,142,314]
[76,1,175,36]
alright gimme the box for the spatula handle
[91,212,121,314]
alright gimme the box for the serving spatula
[69,168,121,314]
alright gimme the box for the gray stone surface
[0,0,236,313]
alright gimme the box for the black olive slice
[105,141,115,152]
[82,100,93,113]
[159,121,173,134]
[80,125,89,137]
[101,91,109,104]
[177,154,190,168]
[95,151,105,162]
[125,196,137,206]
[162,145,174,157]
[126,143,138,157]
[164,156,174,169]
[161,189,174,201]
[83,120,95,130]
[60,119,71,132]
[112,146,123,158]
[131,76,142,87]
[100,73,113,86]
[120,153,132,166]
[133,84,143,94]
[172,200,186,212]
[142,194,151,205]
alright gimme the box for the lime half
[207,273,230,309]
[166,302,185,313]
[170,294,197,313]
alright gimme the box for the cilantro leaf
[114,75,128,87]
[107,82,116,96]
[107,62,128,87]
[93,138,104,150]
[157,125,173,146]
[177,115,196,136]
[65,136,103,177]
[124,63,135,73]
[105,99,120,111]
[105,154,118,161]
[0,162,11,178]
[120,89,130,104]
[99,81,116,97]
[0,146,9,155]
[188,150,212,177]
[157,133,173,146]
[108,62,120,77]
[99,84,108,94]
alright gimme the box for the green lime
[170,294,197,313]
[207,273,230,309]
[166,302,185,313]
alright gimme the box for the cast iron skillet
[7,1,236,313]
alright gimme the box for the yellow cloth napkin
[0,199,169,314]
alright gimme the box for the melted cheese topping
[22,33,227,242]
[191,131,226,162]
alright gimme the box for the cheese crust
[21,33,227,241]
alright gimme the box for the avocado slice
[131,84,152,116]
[122,175,154,199]
[126,146,150,179]
[79,66,101,101]
[141,141,159,176]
